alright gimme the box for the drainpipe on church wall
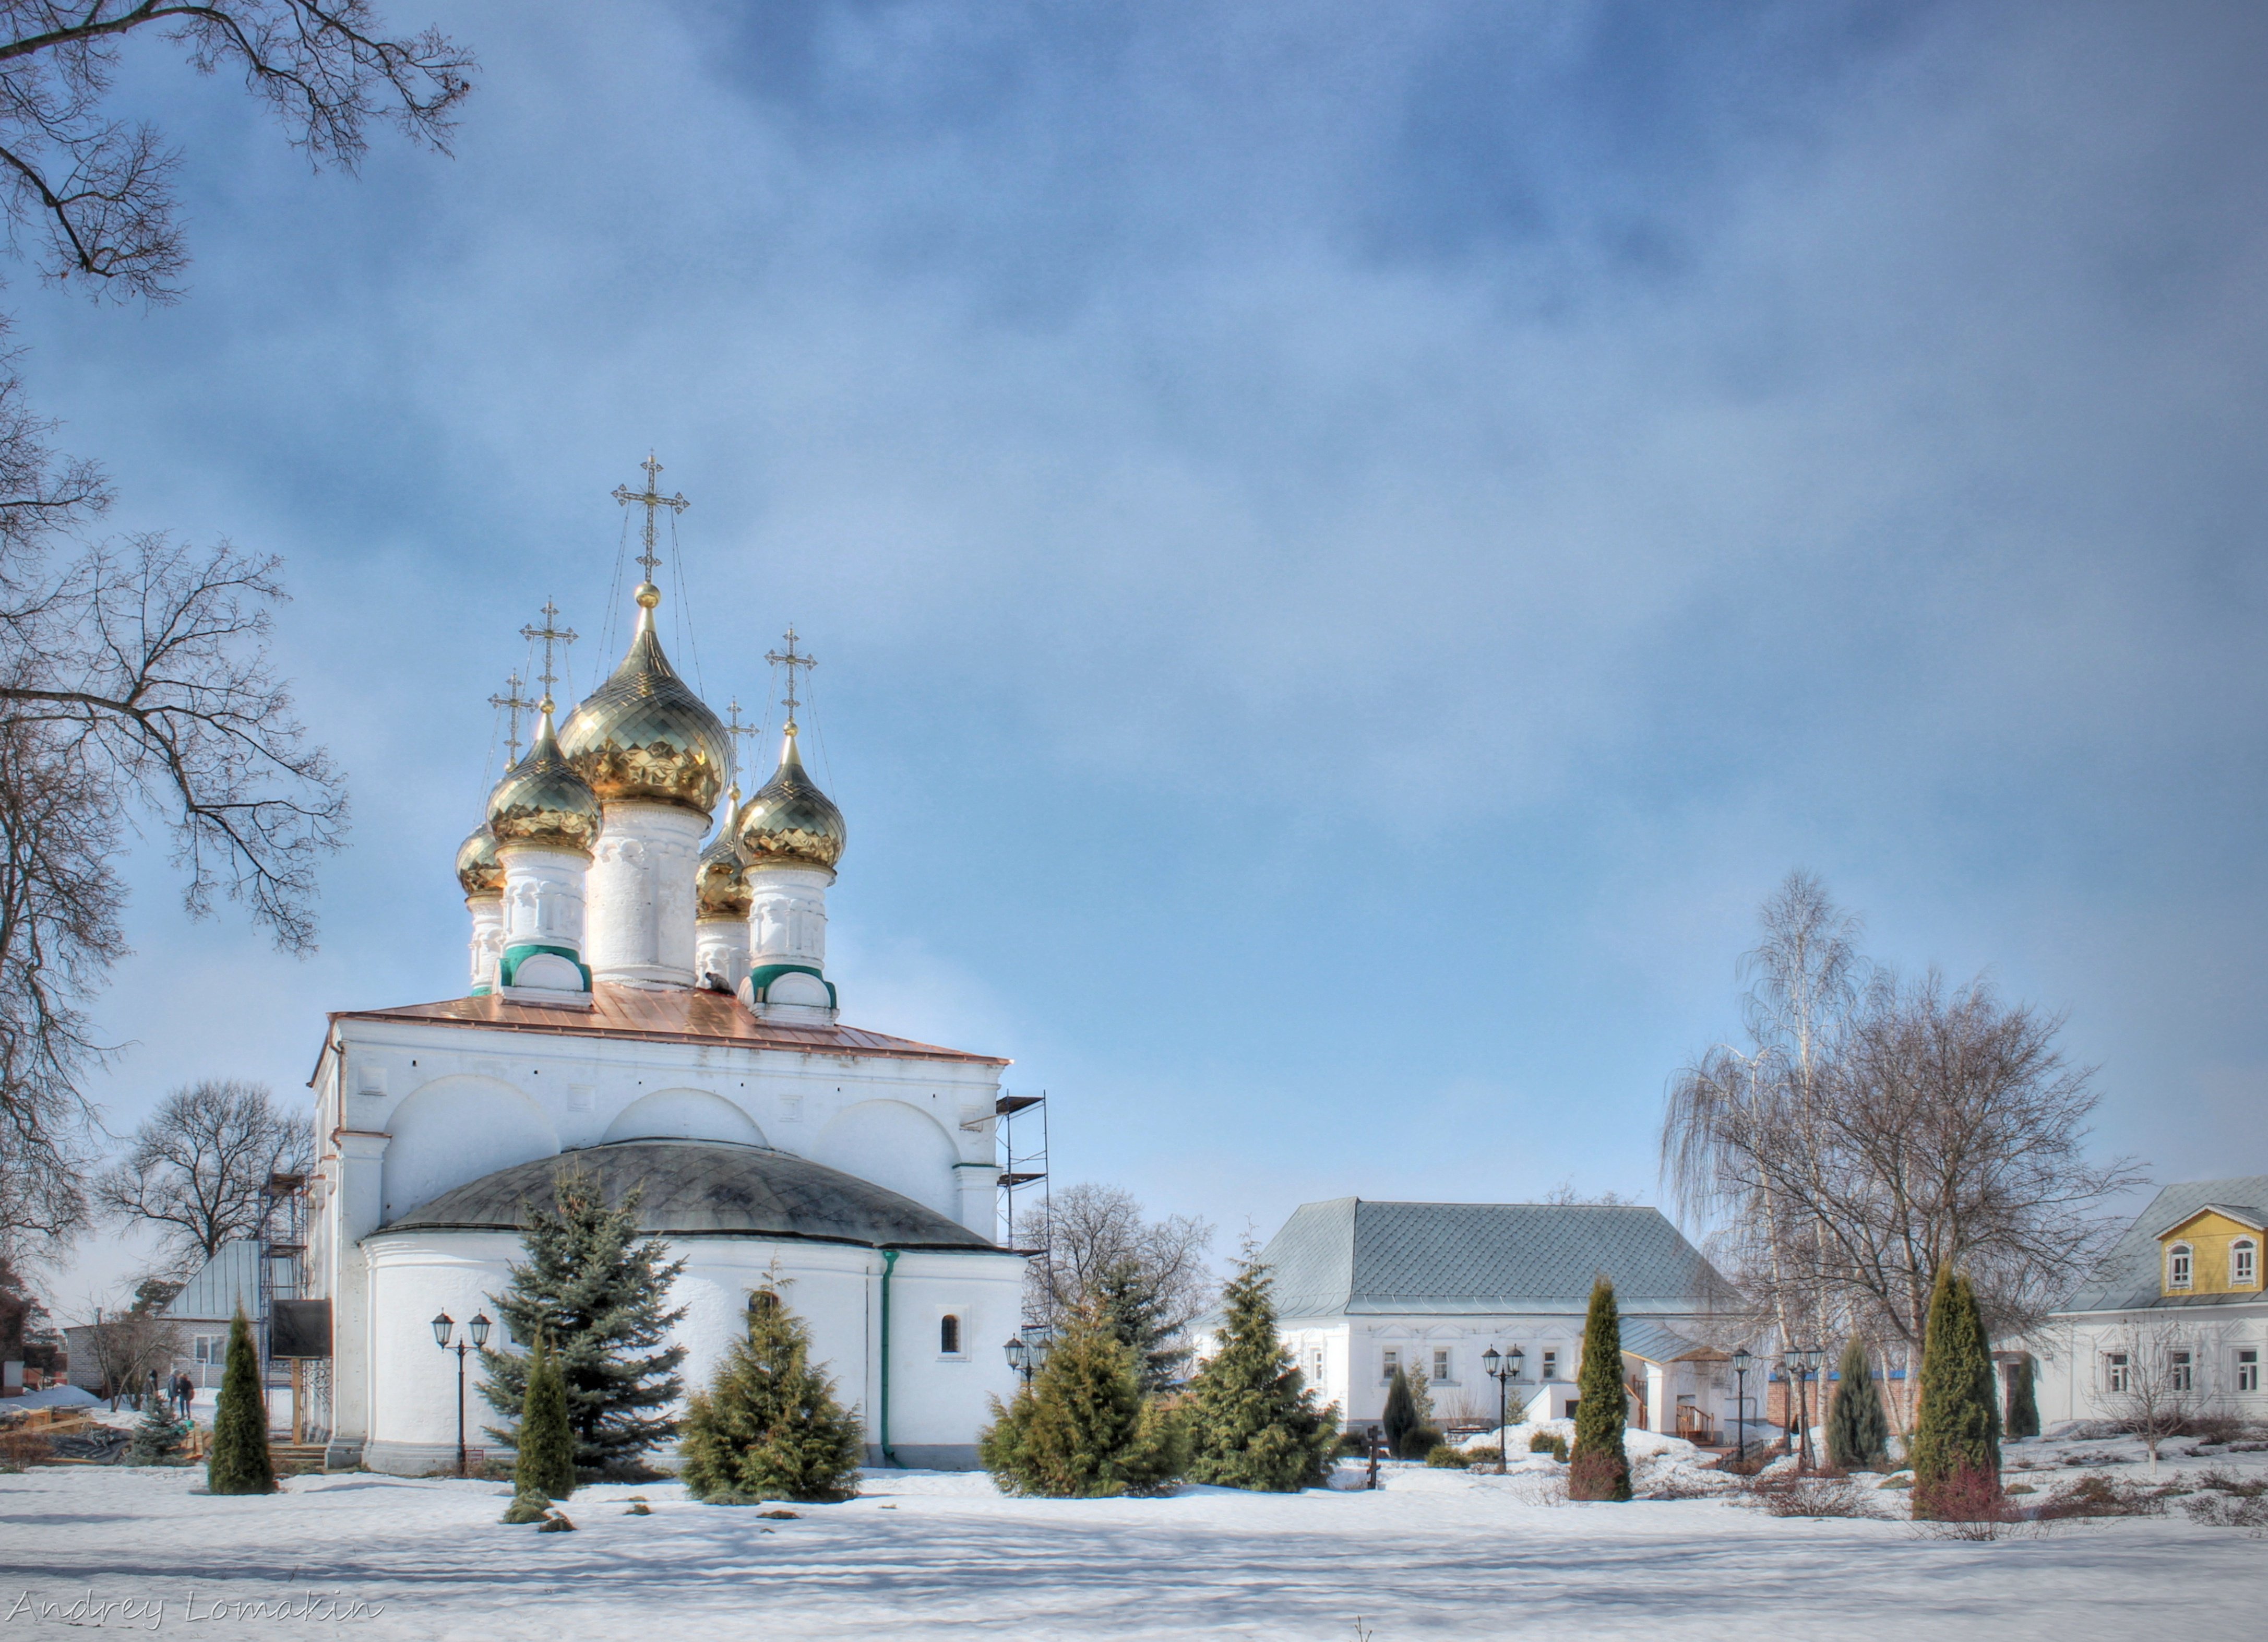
[878,1248,901,1467]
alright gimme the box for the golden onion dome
[455,823,502,899]
[696,823,750,920]
[558,583,731,815]
[486,703,603,855]
[736,724,846,871]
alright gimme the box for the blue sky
[30,1,2268,1300]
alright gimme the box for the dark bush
[1425,1445,1470,1469]
[1398,1424,1442,1461]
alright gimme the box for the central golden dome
[558,584,731,815]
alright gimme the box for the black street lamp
[1731,1347,1751,1466]
[1482,1344,1522,1476]
[432,1310,492,1479]
[1787,1346,1819,1472]
[1003,1327,1052,1386]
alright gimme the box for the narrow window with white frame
[2234,1240,2258,1287]
[2238,1348,2260,1393]
[2105,1351,2131,1393]
[1381,1346,1399,1384]
[2170,1348,2194,1391]
[1542,1349,1558,1381]
[1434,1347,1453,1384]
[938,1313,962,1357]
[2168,1243,2193,1289]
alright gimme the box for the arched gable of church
[602,1088,767,1147]
[381,1075,558,1224]
[814,1099,959,1220]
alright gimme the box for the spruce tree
[1824,1336,1889,1471]
[2006,1352,2040,1440]
[1089,1257,1189,1394]
[1910,1267,2002,1519]
[512,1332,576,1501]
[978,1305,1180,1497]
[480,1166,688,1477]
[1381,1366,1419,1459]
[1567,1278,1631,1502]
[1179,1252,1340,1491]
[205,1308,274,1495]
[126,1391,186,1466]
[680,1290,864,1504]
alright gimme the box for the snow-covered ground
[2,1433,2264,1638]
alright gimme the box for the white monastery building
[303,462,1025,1473]
[1255,1198,1742,1442]
[2031,1175,2268,1427]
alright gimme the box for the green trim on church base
[746,962,837,1008]
[499,943,593,991]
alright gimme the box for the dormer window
[2168,1243,2193,1289]
[2235,1240,2258,1287]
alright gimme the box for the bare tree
[1021,1182,1215,1340]
[0,2,472,1183]
[1663,875,2142,1375]
[96,1079,312,1271]
[73,1291,181,1407]
[2097,1321,2200,1475]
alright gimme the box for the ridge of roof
[327,983,1010,1067]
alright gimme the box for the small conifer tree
[1911,1267,2002,1519]
[979,1305,1180,1497]
[1381,1366,1419,1459]
[2006,1353,2040,1439]
[480,1165,688,1477]
[680,1289,864,1504]
[1089,1258,1189,1394]
[1180,1251,1340,1491]
[205,1308,274,1495]
[512,1332,576,1501]
[1824,1336,1890,1471]
[126,1391,186,1466]
[1568,1277,1631,1502]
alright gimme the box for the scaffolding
[253,1171,309,1438]
[992,1090,1048,1251]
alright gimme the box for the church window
[2235,1241,2258,1286]
[2104,1351,2131,1393]
[2168,1244,2193,1289]
[2238,1349,2260,1393]
[939,1314,961,1356]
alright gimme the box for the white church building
[303,466,1026,1473]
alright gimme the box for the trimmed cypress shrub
[513,1332,576,1501]
[206,1308,274,1495]
[1911,1267,2002,1519]
[1567,1278,1631,1502]
[1179,1252,1340,1491]
[1825,1337,1890,1471]
[979,1305,1180,1497]
[679,1290,864,1504]
[1381,1367,1419,1459]
[2006,1353,2040,1440]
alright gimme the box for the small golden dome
[696,829,750,920]
[455,824,502,899]
[487,703,604,854]
[736,725,846,870]
[558,587,730,815]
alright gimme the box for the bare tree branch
[95,1078,312,1270]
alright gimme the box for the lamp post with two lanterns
[1479,1344,1523,1476]
[431,1310,492,1479]
[1002,1329,1053,1386]
[1785,1344,1822,1472]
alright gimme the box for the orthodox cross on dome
[766,626,816,730]
[721,696,757,785]
[611,451,689,586]
[488,670,535,764]
[519,600,578,713]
